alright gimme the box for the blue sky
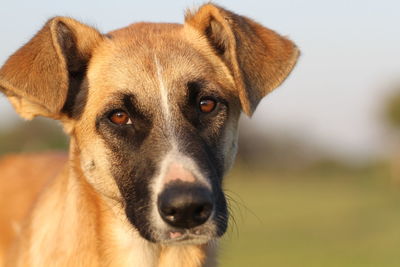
[1,0,399,160]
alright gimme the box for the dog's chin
[157,227,216,245]
[136,222,224,245]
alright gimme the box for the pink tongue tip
[170,231,183,239]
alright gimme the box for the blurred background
[1,0,400,266]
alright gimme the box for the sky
[0,0,399,160]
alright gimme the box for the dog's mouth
[158,225,216,245]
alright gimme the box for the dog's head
[0,4,298,244]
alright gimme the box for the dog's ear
[0,17,103,120]
[185,4,299,116]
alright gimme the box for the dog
[0,4,299,267]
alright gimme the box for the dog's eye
[199,97,217,113]
[109,110,132,125]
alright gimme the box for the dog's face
[75,24,241,243]
[0,4,299,245]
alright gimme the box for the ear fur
[185,4,299,116]
[0,17,103,120]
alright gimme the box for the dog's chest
[103,218,160,267]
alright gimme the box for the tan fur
[0,153,67,266]
[0,4,298,266]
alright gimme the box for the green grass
[219,166,400,267]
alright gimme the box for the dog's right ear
[0,17,103,120]
[185,4,299,116]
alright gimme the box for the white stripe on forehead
[154,55,179,152]
[154,55,172,126]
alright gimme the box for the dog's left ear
[185,4,299,116]
[0,17,103,120]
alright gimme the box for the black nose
[157,184,213,229]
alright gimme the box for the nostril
[162,207,177,222]
[195,206,204,216]
[163,207,176,216]
[194,203,212,220]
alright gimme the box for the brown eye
[199,98,217,113]
[109,110,132,125]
